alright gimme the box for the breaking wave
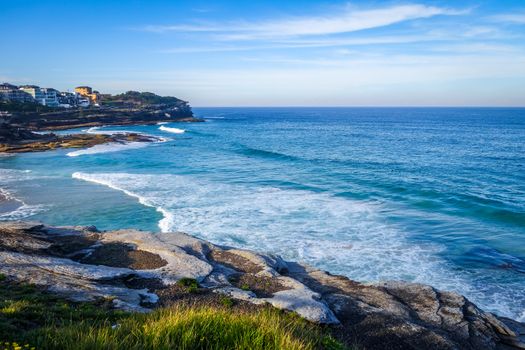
[67,142,149,157]
[70,171,525,321]
[159,126,185,134]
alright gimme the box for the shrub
[176,277,199,293]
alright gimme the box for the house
[0,83,35,103]
[75,86,99,104]
[41,88,60,107]
[19,85,46,105]
[58,91,78,108]
[77,97,90,107]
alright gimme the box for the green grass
[219,296,235,307]
[176,278,199,293]
[0,282,126,341]
[0,281,349,350]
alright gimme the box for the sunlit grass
[31,305,345,350]
[1,281,349,350]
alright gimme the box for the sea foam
[86,126,132,135]
[71,172,174,232]
[67,142,148,157]
[69,171,525,320]
[0,184,44,221]
[159,126,185,134]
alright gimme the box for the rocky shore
[0,123,159,153]
[8,106,203,131]
[0,221,523,349]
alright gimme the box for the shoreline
[7,106,204,132]
[0,188,22,217]
[32,116,204,131]
[0,221,524,349]
[0,130,161,154]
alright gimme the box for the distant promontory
[0,83,202,131]
[0,83,202,153]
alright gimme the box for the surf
[159,126,185,134]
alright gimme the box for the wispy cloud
[141,23,222,33]
[490,12,525,24]
[157,34,446,53]
[139,4,467,39]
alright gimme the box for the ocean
[1,107,524,321]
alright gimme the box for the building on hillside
[74,86,92,95]
[77,97,90,107]
[0,83,17,92]
[75,86,99,104]
[0,83,35,103]
[19,85,46,105]
[41,88,60,107]
[58,91,79,108]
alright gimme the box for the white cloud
[158,33,455,53]
[140,4,467,39]
[490,13,525,24]
[82,53,525,106]
[140,23,222,33]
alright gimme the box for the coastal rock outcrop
[0,124,159,153]
[0,221,523,349]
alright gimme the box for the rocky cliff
[0,221,523,350]
[2,90,202,131]
[8,107,202,131]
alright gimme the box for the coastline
[0,130,161,154]
[8,107,204,132]
[1,108,524,349]
[0,221,523,349]
[0,188,22,216]
[32,116,204,131]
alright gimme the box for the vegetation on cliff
[0,279,346,350]
[1,222,522,350]
[102,91,188,106]
[2,90,198,132]
[0,101,58,113]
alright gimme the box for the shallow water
[1,107,524,320]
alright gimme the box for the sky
[1,0,525,106]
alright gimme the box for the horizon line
[192,105,525,108]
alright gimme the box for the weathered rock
[0,221,523,349]
[0,129,160,154]
[101,229,214,284]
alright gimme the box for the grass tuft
[176,277,199,293]
[30,305,337,350]
[219,296,234,307]
[1,281,351,350]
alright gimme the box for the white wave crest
[159,126,185,134]
[0,169,36,183]
[0,187,44,220]
[67,142,148,157]
[69,171,525,321]
[518,310,525,323]
[72,172,174,231]
[86,127,132,135]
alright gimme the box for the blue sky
[1,0,525,106]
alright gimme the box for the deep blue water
[1,107,524,320]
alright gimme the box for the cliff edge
[0,221,523,349]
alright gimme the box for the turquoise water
[1,107,524,320]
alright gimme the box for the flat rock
[0,221,523,349]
